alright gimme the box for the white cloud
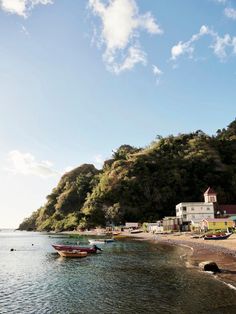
[0,0,53,18]
[111,46,147,74]
[171,24,236,62]
[171,25,211,60]
[89,0,162,73]
[5,150,58,178]
[211,33,232,59]
[21,25,30,36]
[224,7,236,19]
[152,64,162,85]
[93,154,105,169]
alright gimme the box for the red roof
[217,205,236,215]
[204,187,216,195]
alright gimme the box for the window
[183,214,187,219]
[210,196,215,202]
[207,208,210,211]
[191,208,194,211]
[183,206,187,211]
[192,215,195,219]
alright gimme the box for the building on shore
[124,222,140,230]
[175,187,215,230]
[146,222,163,234]
[162,217,183,232]
[201,218,234,231]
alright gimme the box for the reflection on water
[0,231,236,313]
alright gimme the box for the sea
[0,230,236,314]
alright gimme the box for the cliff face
[19,119,236,231]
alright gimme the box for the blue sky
[0,0,236,228]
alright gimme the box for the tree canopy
[19,119,236,231]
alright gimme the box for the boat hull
[204,233,232,240]
[52,244,99,253]
[58,250,87,258]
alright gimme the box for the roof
[204,187,216,195]
[217,205,236,215]
[203,218,232,222]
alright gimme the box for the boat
[204,233,232,240]
[112,231,121,236]
[57,250,87,258]
[88,239,114,245]
[130,229,143,234]
[52,244,102,253]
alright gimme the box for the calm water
[0,231,236,313]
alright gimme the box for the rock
[199,261,221,273]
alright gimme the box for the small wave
[222,281,236,291]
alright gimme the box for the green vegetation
[18,119,236,231]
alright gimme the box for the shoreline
[55,229,236,287]
[127,231,236,288]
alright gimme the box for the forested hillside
[19,119,236,231]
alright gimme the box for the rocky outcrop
[199,261,221,273]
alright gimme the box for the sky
[0,0,236,228]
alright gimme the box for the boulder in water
[199,261,221,273]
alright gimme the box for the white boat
[88,239,114,245]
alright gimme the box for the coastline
[127,231,236,288]
[59,229,236,287]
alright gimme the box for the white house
[147,222,163,234]
[176,187,216,225]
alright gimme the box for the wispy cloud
[21,25,30,36]
[93,154,105,169]
[152,64,163,85]
[171,25,236,62]
[214,0,227,4]
[0,0,53,18]
[224,7,236,20]
[5,150,58,178]
[88,0,163,74]
[171,25,210,60]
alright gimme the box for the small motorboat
[57,250,87,258]
[88,239,114,245]
[52,244,102,253]
[204,233,232,240]
[130,229,143,234]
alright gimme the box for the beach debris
[199,261,221,273]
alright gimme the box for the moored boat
[204,233,232,240]
[57,250,87,258]
[88,239,114,245]
[130,229,143,234]
[52,244,102,253]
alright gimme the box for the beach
[126,231,236,287]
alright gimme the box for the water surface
[0,231,236,313]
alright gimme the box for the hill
[18,119,236,231]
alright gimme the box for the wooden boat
[112,231,121,236]
[52,244,102,253]
[57,250,87,258]
[113,235,128,239]
[204,233,232,240]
